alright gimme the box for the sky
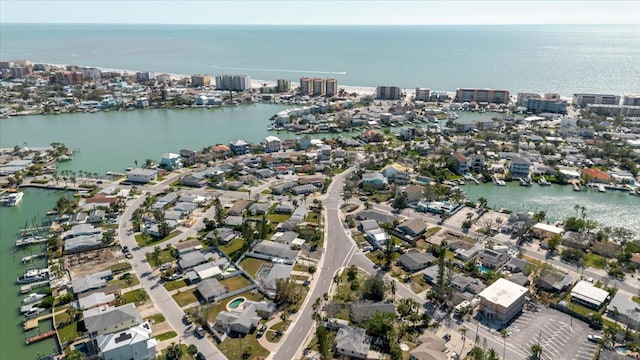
[1,0,639,25]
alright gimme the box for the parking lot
[502,307,599,360]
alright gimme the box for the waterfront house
[64,234,102,254]
[96,322,156,360]
[334,326,370,360]
[451,152,469,175]
[77,291,116,310]
[72,270,113,294]
[229,139,250,155]
[359,129,384,143]
[509,156,531,178]
[264,136,282,153]
[126,168,157,183]
[83,303,142,339]
[160,153,182,170]
[531,223,564,240]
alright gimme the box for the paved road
[272,168,358,360]
[118,193,227,360]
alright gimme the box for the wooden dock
[16,237,49,247]
[26,329,56,344]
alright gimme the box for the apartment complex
[215,74,251,91]
[376,86,402,100]
[623,94,640,106]
[414,88,431,101]
[299,77,337,97]
[276,79,291,92]
[524,98,567,114]
[455,88,510,104]
[191,74,212,87]
[572,93,620,107]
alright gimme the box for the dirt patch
[64,247,122,279]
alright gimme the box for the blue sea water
[1,24,639,96]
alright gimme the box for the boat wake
[210,65,346,75]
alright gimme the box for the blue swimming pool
[228,297,246,309]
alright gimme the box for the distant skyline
[1,1,640,25]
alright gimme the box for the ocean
[1,24,639,96]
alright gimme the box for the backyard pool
[476,264,491,274]
[227,297,246,310]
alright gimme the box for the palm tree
[389,280,397,301]
[500,328,509,360]
[530,343,543,360]
[460,326,468,355]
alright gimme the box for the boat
[0,191,24,206]
[24,307,45,318]
[17,268,49,284]
[538,177,551,186]
[22,293,46,305]
[598,184,606,193]
[519,178,533,186]
[58,155,73,162]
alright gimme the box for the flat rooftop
[478,278,528,308]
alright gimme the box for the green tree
[366,312,395,338]
[530,343,543,360]
[347,265,358,281]
[316,321,331,360]
[362,275,386,301]
[66,350,85,360]
[187,344,198,355]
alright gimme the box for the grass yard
[305,212,321,224]
[409,274,430,294]
[632,296,640,305]
[164,279,187,291]
[266,213,291,223]
[108,272,140,288]
[293,263,310,273]
[54,309,72,327]
[217,333,270,360]
[58,321,82,343]
[219,238,245,257]
[333,269,369,303]
[270,320,291,332]
[121,289,149,305]
[291,275,309,282]
[425,226,441,238]
[173,289,198,307]
[111,262,133,273]
[145,313,166,324]
[154,331,177,341]
[136,230,182,247]
[219,275,251,291]
[145,248,178,268]
[584,253,607,269]
[239,257,270,277]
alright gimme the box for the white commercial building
[478,278,528,324]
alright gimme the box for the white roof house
[571,280,610,309]
[96,322,156,360]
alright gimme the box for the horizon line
[2,22,639,26]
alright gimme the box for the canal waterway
[464,182,640,235]
[0,188,63,359]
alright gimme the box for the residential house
[179,149,198,166]
[409,332,447,360]
[160,153,182,170]
[292,184,317,195]
[355,210,397,224]
[280,205,308,231]
[469,154,485,173]
[96,322,156,360]
[398,251,436,272]
[88,209,106,224]
[72,270,113,294]
[405,184,425,203]
[382,164,412,184]
[479,248,510,269]
[252,240,298,261]
[64,234,103,254]
[358,219,380,232]
[273,202,294,214]
[571,280,610,309]
[77,292,116,310]
[453,242,483,262]
[361,172,387,190]
[260,264,293,297]
[211,145,231,160]
[335,326,370,360]
[83,303,142,338]
[451,152,469,175]
[537,272,573,293]
[126,168,157,183]
[227,199,250,217]
[359,129,384,143]
[264,136,282,153]
[197,278,229,302]
[395,219,428,239]
[214,303,261,334]
[606,291,640,328]
[509,156,531,178]
[451,275,485,295]
[153,192,179,209]
[365,228,390,249]
[562,231,594,250]
[531,223,564,240]
[178,251,208,271]
[248,202,270,216]
[229,139,250,155]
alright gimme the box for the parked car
[196,352,206,360]
[587,334,602,343]
[443,333,451,342]
[183,314,193,325]
[194,326,205,338]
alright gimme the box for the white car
[587,334,602,343]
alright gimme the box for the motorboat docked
[598,184,606,192]
[519,178,533,186]
[0,191,23,206]
[24,307,45,318]
[17,268,49,284]
[538,177,551,186]
[22,293,46,305]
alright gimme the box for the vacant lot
[219,275,251,291]
[239,257,271,277]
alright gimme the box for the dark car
[196,352,206,360]
[443,333,452,342]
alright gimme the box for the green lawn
[219,238,245,256]
[108,272,140,288]
[409,274,430,294]
[145,313,166,324]
[146,248,178,268]
[219,275,251,291]
[58,321,82,343]
[121,289,149,305]
[305,212,321,224]
[111,262,133,273]
[164,279,187,291]
[632,296,640,305]
[136,230,182,246]
[266,213,291,223]
[216,333,270,360]
[154,331,177,341]
[239,257,270,277]
[584,253,607,269]
[293,263,310,273]
[173,289,198,307]
[270,320,291,332]
[54,309,72,327]
[292,275,309,282]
